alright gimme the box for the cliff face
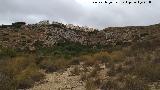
[0,23,160,51]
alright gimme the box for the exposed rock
[0,22,160,51]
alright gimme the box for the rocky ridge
[0,21,160,51]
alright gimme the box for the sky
[0,0,160,29]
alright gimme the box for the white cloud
[0,0,160,29]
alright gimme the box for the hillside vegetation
[0,22,160,90]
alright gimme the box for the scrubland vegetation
[0,39,160,90]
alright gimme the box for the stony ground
[20,62,160,90]
[28,63,108,90]
[28,66,86,90]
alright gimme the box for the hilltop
[0,21,160,52]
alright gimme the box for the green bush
[0,48,16,59]
[36,41,98,59]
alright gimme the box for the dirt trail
[28,67,85,90]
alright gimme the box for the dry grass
[39,58,70,73]
[70,66,81,76]
[0,56,44,89]
[85,79,97,90]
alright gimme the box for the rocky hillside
[0,22,160,90]
[0,22,160,51]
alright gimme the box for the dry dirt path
[28,67,86,90]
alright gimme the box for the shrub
[16,64,44,89]
[0,72,16,90]
[70,57,81,65]
[88,65,100,78]
[94,52,111,63]
[133,62,160,82]
[36,41,97,59]
[80,73,88,81]
[122,75,149,90]
[85,79,96,90]
[101,75,149,90]
[70,66,80,76]
[122,52,160,82]
[101,79,119,90]
[5,56,36,75]
[40,58,69,73]
[107,64,117,76]
[12,22,26,28]
[88,69,97,78]
[0,48,16,59]
[0,56,44,89]
[82,55,97,66]
[39,59,57,72]
[110,51,125,63]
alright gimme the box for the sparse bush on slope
[39,58,70,73]
[0,56,44,89]
[0,35,159,90]
[0,48,16,60]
